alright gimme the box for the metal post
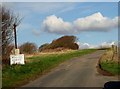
[13,23,17,49]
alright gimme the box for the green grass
[100,61,120,75]
[2,49,96,87]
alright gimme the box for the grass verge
[100,61,120,75]
[2,49,96,87]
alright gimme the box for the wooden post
[13,23,17,49]
[112,45,115,61]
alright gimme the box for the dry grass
[100,49,118,63]
[25,49,75,63]
[25,49,74,58]
[99,48,120,75]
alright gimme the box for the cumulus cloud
[42,12,118,34]
[74,12,117,31]
[100,41,117,48]
[42,15,73,34]
[77,42,90,49]
[76,41,117,49]
[76,42,98,49]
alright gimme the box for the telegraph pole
[13,23,17,49]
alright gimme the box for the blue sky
[4,2,118,48]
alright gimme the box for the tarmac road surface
[22,50,118,87]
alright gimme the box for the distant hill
[39,35,79,52]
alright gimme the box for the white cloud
[42,15,73,34]
[76,42,98,49]
[100,41,117,48]
[74,12,117,31]
[76,41,118,49]
[42,12,118,34]
[78,42,91,49]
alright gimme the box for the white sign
[10,54,25,65]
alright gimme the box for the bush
[19,42,37,54]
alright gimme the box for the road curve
[22,50,118,87]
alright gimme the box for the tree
[19,42,37,54]
[0,6,21,64]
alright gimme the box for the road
[22,50,118,87]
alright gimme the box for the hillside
[39,35,79,52]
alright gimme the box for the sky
[3,2,118,48]
[1,0,120,2]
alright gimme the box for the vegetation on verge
[100,61,120,75]
[99,46,119,75]
[2,49,96,87]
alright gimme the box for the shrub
[19,42,37,54]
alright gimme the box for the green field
[2,49,96,87]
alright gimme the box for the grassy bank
[100,61,120,75]
[99,48,120,75]
[3,49,96,87]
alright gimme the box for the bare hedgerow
[1,6,22,64]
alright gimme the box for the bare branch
[1,6,22,64]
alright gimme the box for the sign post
[10,23,25,65]
[13,23,17,49]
